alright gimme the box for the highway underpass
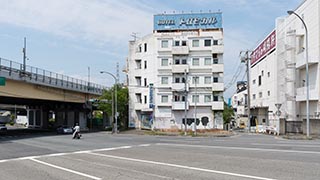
[0,57,109,131]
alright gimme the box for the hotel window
[192,58,199,66]
[181,40,187,46]
[212,54,218,58]
[192,40,199,47]
[268,91,270,96]
[259,92,262,98]
[174,77,180,83]
[144,96,147,104]
[253,79,256,85]
[144,43,147,52]
[135,77,141,86]
[135,59,141,69]
[144,61,147,69]
[253,94,256,100]
[144,78,147,87]
[213,77,219,83]
[161,77,168,84]
[205,77,211,84]
[174,59,180,65]
[136,93,142,103]
[161,59,168,66]
[267,72,270,77]
[213,95,219,102]
[204,39,211,47]
[192,77,199,84]
[204,95,211,102]
[192,95,199,103]
[204,58,212,65]
[161,40,168,48]
[213,40,218,45]
[174,40,180,46]
[213,58,219,64]
[258,75,261,86]
[181,59,187,64]
[161,95,168,103]
[261,70,264,76]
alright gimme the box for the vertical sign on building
[149,83,154,108]
[251,30,276,67]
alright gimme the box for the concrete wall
[302,119,320,135]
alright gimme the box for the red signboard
[251,30,276,66]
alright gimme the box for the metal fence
[0,57,105,95]
[285,121,302,133]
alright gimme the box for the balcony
[295,52,319,69]
[134,103,143,110]
[296,86,318,101]
[172,83,188,92]
[212,64,224,73]
[212,45,224,54]
[172,64,189,73]
[172,101,189,110]
[212,83,224,91]
[212,101,224,110]
[172,46,189,55]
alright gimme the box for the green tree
[98,84,129,130]
[223,102,234,124]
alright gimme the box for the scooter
[72,132,82,139]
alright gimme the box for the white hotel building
[127,13,224,130]
[249,0,320,135]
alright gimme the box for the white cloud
[0,0,154,44]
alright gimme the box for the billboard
[154,13,222,31]
[251,30,276,66]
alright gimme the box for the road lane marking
[138,144,151,147]
[0,145,135,163]
[30,158,101,180]
[88,152,276,180]
[156,143,320,155]
[251,143,320,148]
[63,156,177,180]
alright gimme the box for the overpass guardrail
[0,57,105,95]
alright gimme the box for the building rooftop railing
[0,57,105,95]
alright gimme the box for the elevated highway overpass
[0,57,107,130]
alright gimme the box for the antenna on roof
[131,32,139,41]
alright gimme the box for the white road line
[0,145,134,163]
[88,152,276,180]
[251,143,320,148]
[156,143,320,155]
[30,158,101,180]
[138,144,151,147]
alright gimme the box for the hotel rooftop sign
[154,13,222,31]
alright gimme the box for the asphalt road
[0,132,320,180]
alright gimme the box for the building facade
[128,12,225,130]
[249,0,320,134]
[231,81,248,128]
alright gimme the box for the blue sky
[0,0,303,99]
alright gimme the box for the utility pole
[240,50,251,133]
[184,69,188,135]
[194,76,197,136]
[22,37,27,73]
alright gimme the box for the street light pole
[287,10,310,137]
[100,71,118,134]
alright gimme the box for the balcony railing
[172,101,189,110]
[172,46,189,55]
[212,101,224,110]
[0,57,105,95]
[212,64,224,73]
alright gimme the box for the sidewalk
[119,129,234,137]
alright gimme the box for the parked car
[0,124,7,134]
[56,126,73,134]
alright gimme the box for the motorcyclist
[72,123,81,139]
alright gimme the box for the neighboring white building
[231,81,248,128]
[249,0,320,134]
[127,12,225,130]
